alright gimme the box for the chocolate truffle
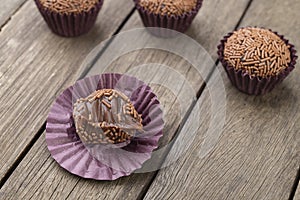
[34,0,103,37]
[134,0,203,35]
[73,89,143,145]
[218,27,297,95]
[139,0,197,16]
[224,27,291,78]
[39,0,99,14]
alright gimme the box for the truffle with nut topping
[73,89,143,145]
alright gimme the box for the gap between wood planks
[289,166,300,200]
[0,0,255,195]
[6,2,289,200]
[0,5,136,190]
[0,0,28,32]
[137,0,255,199]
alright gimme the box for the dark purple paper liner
[134,0,203,37]
[46,74,164,180]
[217,27,298,95]
[34,0,103,37]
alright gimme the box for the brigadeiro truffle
[34,0,104,37]
[218,27,297,95]
[46,74,164,180]
[73,89,143,146]
[134,0,203,36]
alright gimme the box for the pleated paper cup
[34,0,104,37]
[217,28,298,95]
[46,73,164,180]
[134,0,203,37]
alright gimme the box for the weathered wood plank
[0,0,251,199]
[143,0,300,199]
[0,135,77,199]
[66,0,252,197]
[0,48,203,199]
[0,0,26,28]
[296,181,300,200]
[0,0,134,181]
[120,0,251,61]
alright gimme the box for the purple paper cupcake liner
[217,28,298,95]
[134,0,203,37]
[34,0,104,37]
[46,73,164,180]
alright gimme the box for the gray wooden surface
[143,0,300,199]
[0,0,251,198]
[296,182,300,200]
[0,0,299,199]
[0,0,133,181]
[0,0,26,28]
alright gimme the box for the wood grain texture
[296,181,300,200]
[143,0,300,199]
[0,0,134,181]
[65,0,251,197]
[0,0,26,28]
[0,0,251,199]
[0,48,204,199]
[121,0,251,61]
[0,135,77,199]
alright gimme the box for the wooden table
[0,0,299,199]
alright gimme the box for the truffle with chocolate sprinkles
[139,0,197,16]
[73,89,143,145]
[39,0,99,14]
[224,27,291,78]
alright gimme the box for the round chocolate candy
[38,0,100,14]
[223,27,291,78]
[73,89,143,145]
[138,0,197,16]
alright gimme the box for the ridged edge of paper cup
[46,73,164,180]
[134,0,203,37]
[217,27,298,95]
[34,0,103,37]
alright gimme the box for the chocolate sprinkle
[139,0,197,16]
[224,27,291,78]
[73,89,143,145]
[39,0,99,14]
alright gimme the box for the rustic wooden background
[0,0,299,199]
